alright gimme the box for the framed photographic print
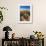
[17,3,32,24]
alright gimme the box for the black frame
[2,38,44,46]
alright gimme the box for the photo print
[20,6,30,21]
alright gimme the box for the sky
[20,6,30,11]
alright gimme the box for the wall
[0,0,46,46]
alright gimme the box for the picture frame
[17,3,32,24]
